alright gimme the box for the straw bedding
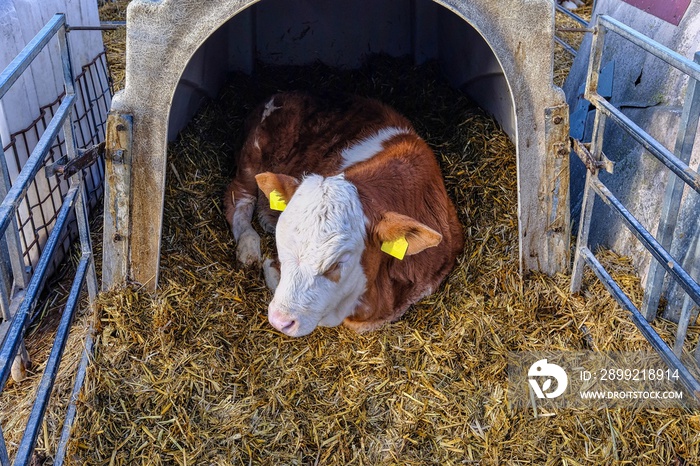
[2,1,699,465]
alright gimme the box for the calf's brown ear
[375,211,442,257]
[255,173,300,209]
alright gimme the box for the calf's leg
[224,139,266,265]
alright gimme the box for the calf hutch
[101,0,571,290]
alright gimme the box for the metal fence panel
[0,13,103,465]
[571,14,700,402]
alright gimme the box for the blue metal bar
[572,7,609,294]
[599,15,700,82]
[58,25,75,97]
[591,94,700,194]
[571,94,608,293]
[584,14,607,102]
[590,177,700,306]
[0,14,65,99]
[13,254,90,465]
[0,244,13,321]
[580,246,700,399]
[674,298,695,357]
[58,21,98,304]
[67,21,126,31]
[0,184,79,392]
[0,143,25,294]
[0,94,76,236]
[0,424,9,466]
[554,36,578,57]
[570,165,600,294]
[54,323,95,466]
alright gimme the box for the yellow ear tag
[269,189,287,212]
[381,236,409,260]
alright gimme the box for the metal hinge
[45,142,105,180]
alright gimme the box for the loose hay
[98,0,128,92]
[63,55,700,465]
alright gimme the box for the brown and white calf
[224,92,463,337]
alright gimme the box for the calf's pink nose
[268,308,296,333]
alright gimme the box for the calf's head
[255,172,442,337]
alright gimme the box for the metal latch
[572,138,614,174]
[45,142,105,180]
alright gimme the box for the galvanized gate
[0,14,101,465]
[571,15,700,400]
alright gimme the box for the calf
[224,92,463,337]
[557,0,584,10]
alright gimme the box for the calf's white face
[256,173,368,337]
